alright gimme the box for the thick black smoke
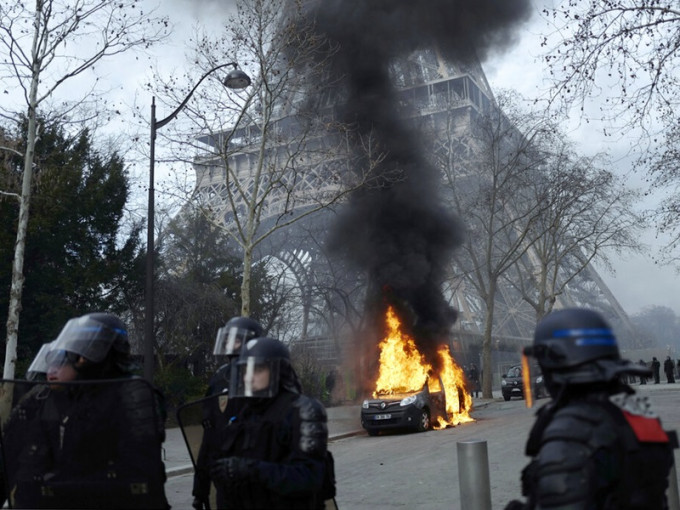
[301,0,532,368]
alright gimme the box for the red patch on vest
[623,410,669,443]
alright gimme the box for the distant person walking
[652,356,661,384]
[664,356,675,383]
[467,363,480,398]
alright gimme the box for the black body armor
[214,391,328,509]
[6,379,168,509]
[521,392,674,509]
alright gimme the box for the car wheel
[503,393,511,401]
[416,408,430,432]
[367,429,379,437]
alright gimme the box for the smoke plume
[301,0,533,369]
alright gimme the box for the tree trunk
[240,246,252,317]
[481,281,497,399]
[4,4,42,379]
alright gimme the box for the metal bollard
[669,460,680,510]
[457,439,492,510]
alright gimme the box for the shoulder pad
[293,395,327,422]
[543,403,616,447]
[293,395,328,458]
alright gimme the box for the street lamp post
[144,63,251,383]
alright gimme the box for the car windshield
[506,367,521,378]
[374,389,420,399]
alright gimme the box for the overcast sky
[151,0,680,318]
[481,2,680,318]
[3,0,678,318]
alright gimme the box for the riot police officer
[208,336,329,509]
[5,312,169,509]
[207,316,265,395]
[192,316,264,510]
[506,308,676,510]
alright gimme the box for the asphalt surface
[162,384,680,508]
[163,394,498,478]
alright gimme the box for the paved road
[163,384,680,508]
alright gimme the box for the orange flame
[374,306,430,396]
[373,306,474,428]
[433,344,474,428]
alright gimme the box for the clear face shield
[213,326,250,357]
[232,357,281,398]
[25,342,54,380]
[47,348,80,377]
[51,316,120,363]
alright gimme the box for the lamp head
[224,68,251,89]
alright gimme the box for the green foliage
[152,209,276,379]
[153,363,208,421]
[290,343,331,404]
[0,119,142,370]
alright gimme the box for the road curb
[329,430,364,442]
[167,464,194,477]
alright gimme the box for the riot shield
[0,378,168,509]
[176,393,234,510]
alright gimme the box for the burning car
[361,377,447,436]
[360,306,474,436]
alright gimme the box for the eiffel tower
[191,44,641,358]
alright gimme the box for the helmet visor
[213,326,250,356]
[51,317,121,363]
[232,357,281,398]
[26,342,54,378]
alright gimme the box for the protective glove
[192,496,209,510]
[210,457,258,489]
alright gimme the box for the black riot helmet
[232,337,301,398]
[213,316,264,358]
[50,312,134,379]
[524,308,650,398]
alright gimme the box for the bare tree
[151,0,382,319]
[542,1,680,128]
[439,92,556,398]
[541,1,680,263]
[507,138,644,320]
[0,0,169,377]
[647,123,680,264]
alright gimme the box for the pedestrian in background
[505,308,676,510]
[652,356,661,384]
[664,355,675,383]
[467,363,480,398]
